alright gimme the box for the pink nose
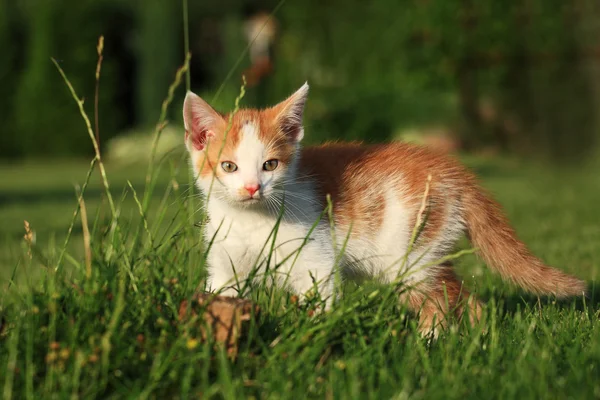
[244,183,260,197]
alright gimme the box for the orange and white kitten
[183,83,586,334]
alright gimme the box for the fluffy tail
[464,184,586,297]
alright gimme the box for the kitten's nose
[244,183,260,197]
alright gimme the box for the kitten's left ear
[183,91,225,152]
[272,82,309,142]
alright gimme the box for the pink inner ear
[184,92,220,151]
[280,117,301,141]
[191,129,206,151]
[189,112,209,150]
[191,129,214,151]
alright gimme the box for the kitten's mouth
[240,197,260,204]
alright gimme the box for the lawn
[0,154,599,399]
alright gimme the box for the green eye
[221,161,238,173]
[263,159,279,171]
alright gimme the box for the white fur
[234,123,265,190]
[193,121,335,302]
[342,183,415,282]
[334,179,464,290]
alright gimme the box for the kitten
[183,83,586,335]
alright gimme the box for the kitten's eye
[221,161,238,173]
[263,159,279,171]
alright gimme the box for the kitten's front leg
[206,244,243,298]
[285,244,336,310]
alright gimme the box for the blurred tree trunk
[500,1,536,154]
[580,0,600,148]
[456,65,482,150]
[456,0,483,150]
[13,0,58,156]
[136,1,180,127]
[0,0,19,157]
[534,1,597,160]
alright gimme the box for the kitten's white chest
[205,200,312,274]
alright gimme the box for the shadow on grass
[483,280,600,316]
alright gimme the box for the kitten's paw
[215,286,239,298]
[418,324,441,343]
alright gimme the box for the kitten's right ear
[272,82,309,142]
[183,91,224,151]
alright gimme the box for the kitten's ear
[183,91,224,151]
[272,82,309,142]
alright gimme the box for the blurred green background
[1,0,600,277]
[1,4,600,397]
[1,0,599,160]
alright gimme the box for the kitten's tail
[463,184,586,297]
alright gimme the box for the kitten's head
[183,83,308,208]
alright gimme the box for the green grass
[0,154,599,399]
[0,156,189,283]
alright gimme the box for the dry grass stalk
[78,192,92,278]
[23,220,34,260]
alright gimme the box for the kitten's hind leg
[399,263,483,338]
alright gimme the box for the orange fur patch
[299,142,465,241]
[194,108,297,179]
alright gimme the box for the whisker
[272,193,314,224]
[271,189,323,207]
